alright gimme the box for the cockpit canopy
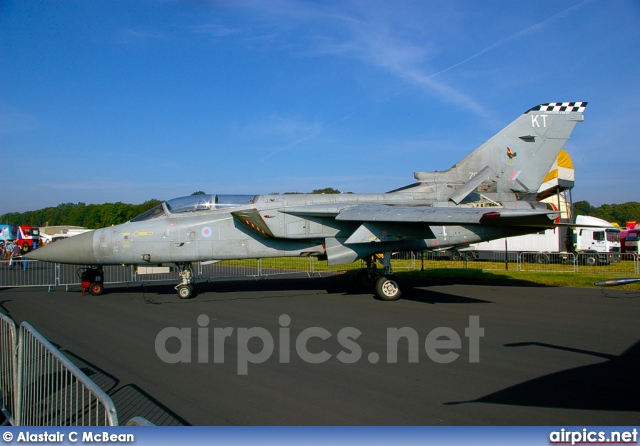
[130,194,255,222]
[166,194,255,213]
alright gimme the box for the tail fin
[413,102,587,201]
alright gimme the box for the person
[21,243,30,270]
[10,242,21,270]
[2,241,11,261]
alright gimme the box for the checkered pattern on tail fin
[526,102,587,113]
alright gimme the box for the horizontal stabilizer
[478,210,560,227]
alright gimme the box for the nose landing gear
[175,262,196,299]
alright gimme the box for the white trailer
[455,227,566,263]
[447,215,620,264]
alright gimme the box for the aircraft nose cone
[25,230,97,264]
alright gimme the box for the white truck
[447,215,620,265]
[39,226,92,244]
[570,215,621,265]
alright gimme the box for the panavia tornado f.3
[27,102,587,300]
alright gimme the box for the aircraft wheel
[375,276,402,301]
[89,282,104,296]
[450,251,461,261]
[177,284,194,299]
[357,268,379,288]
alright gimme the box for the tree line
[573,201,640,226]
[0,200,163,229]
[3,197,638,230]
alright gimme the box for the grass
[396,268,640,290]
[214,257,640,290]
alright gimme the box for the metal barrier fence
[57,263,135,289]
[1,251,638,292]
[415,251,639,275]
[0,315,154,426]
[16,322,119,426]
[517,252,639,274]
[0,260,56,289]
[0,314,17,425]
[417,251,526,271]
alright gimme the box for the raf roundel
[201,226,213,238]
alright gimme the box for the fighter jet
[27,102,587,300]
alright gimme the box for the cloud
[430,0,593,78]
[202,0,592,117]
[205,1,487,114]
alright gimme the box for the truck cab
[16,225,40,249]
[571,215,620,265]
[620,226,640,254]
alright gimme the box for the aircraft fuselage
[44,192,549,268]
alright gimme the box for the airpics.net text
[155,315,484,375]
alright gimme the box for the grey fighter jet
[27,102,587,300]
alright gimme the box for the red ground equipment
[78,267,104,296]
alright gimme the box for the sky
[1,0,639,214]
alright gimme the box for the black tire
[89,282,104,296]
[177,284,194,299]
[450,251,462,261]
[375,276,402,301]
[584,254,598,266]
[536,253,550,264]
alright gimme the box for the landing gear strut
[175,262,196,299]
[358,252,402,301]
[357,255,381,288]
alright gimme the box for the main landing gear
[175,262,196,299]
[358,252,402,301]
